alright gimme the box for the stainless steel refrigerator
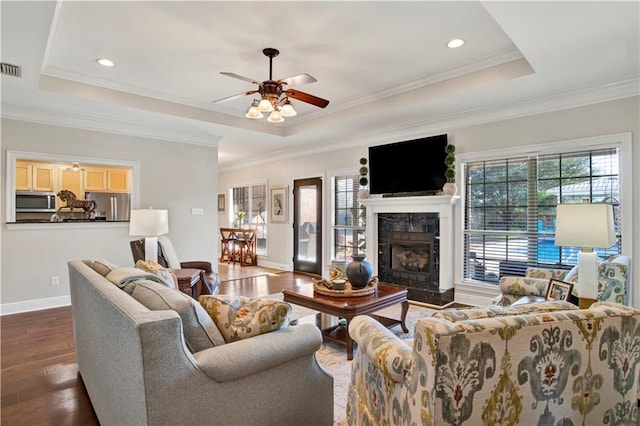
[85,192,131,221]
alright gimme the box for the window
[463,146,622,284]
[231,183,267,254]
[332,175,366,260]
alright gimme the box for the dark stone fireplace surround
[360,195,459,305]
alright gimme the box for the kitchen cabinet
[106,168,130,192]
[83,167,130,193]
[84,168,107,192]
[15,161,31,191]
[15,161,56,192]
[57,168,84,209]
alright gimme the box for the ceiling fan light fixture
[267,110,284,123]
[280,100,297,117]
[257,98,274,112]
[245,106,263,119]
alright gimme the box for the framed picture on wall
[270,186,288,223]
[217,193,226,213]
[546,279,573,301]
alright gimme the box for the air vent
[1,63,22,78]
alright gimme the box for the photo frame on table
[270,186,288,223]
[217,193,226,213]
[546,279,574,301]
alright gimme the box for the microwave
[16,191,57,213]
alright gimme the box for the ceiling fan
[212,48,329,123]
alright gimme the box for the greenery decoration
[444,144,456,183]
[359,157,368,186]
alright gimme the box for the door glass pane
[297,185,317,261]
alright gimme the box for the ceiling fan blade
[285,88,329,108]
[211,90,257,104]
[220,72,262,86]
[278,73,317,87]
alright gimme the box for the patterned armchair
[493,255,631,306]
[347,301,640,425]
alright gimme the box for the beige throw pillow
[91,259,119,277]
[199,295,291,343]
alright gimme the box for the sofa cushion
[135,259,178,289]
[199,295,291,343]
[525,267,569,280]
[432,300,578,322]
[131,280,225,351]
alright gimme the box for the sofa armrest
[598,260,630,304]
[498,276,549,298]
[180,261,213,272]
[192,323,322,382]
[349,316,412,383]
[525,267,569,280]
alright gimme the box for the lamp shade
[257,99,274,112]
[129,209,169,236]
[245,106,263,119]
[555,203,615,248]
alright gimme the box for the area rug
[266,294,436,425]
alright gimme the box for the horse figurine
[57,190,97,219]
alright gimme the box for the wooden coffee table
[283,283,409,360]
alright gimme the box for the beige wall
[1,119,219,312]
[219,96,640,305]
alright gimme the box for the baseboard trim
[257,260,292,271]
[1,295,71,316]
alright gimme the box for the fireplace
[360,195,459,305]
[390,233,433,273]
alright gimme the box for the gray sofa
[68,260,333,425]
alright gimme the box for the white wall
[1,119,219,313]
[218,96,640,306]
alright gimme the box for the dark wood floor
[0,266,316,425]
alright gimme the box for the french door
[293,178,322,275]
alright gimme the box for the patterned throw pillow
[135,259,177,289]
[199,295,291,343]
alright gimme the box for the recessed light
[96,58,116,67]
[446,39,465,49]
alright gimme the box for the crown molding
[220,77,639,171]
[376,76,640,137]
[1,101,222,147]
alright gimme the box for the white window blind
[463,148,621,284]
[333,175,366,260]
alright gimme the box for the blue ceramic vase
[346,254,373,289]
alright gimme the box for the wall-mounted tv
[368,134,448,196]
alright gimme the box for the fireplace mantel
[360,195,460,296]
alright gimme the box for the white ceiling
[1,1,638,170]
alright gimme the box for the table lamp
[129,209,169,263]
[554,203,615,307]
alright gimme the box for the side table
[172,268,202,299]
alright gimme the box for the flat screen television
[368,134,448,196]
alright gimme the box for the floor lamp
[129,209,169,263]
[554,203,616,308]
